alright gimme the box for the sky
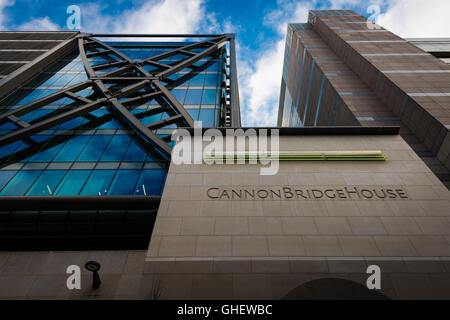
[1,0,450,126]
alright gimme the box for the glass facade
[0,41,228,198]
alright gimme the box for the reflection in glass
[134,169,166,195]
[201,89,217,105]
[53,135,91,162]
[77,135,113,162]
[101,135,132,161]
[79,170,116,195]
[0,171,17,192]
[199,109,216,127]
[108,170,141,195]
[123,138,148,161]
[26,170,67,196]
[0,170,42,196]
[184,89,202,105]
[54,170,92,195]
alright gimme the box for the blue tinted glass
[201,89,217,105]
[54,170,91,195]
[58,116,86,130]
[16,89,45,105]
[0,141,25,160]
[19,109,47,123]
[0,122,17,130]
[29,140,67,162]
[0,170,41,196]
[51,73,75,87]
[184,89,202,104]
[140,112,162,126]
[123,139,147,161]
[204,73,218,86]
[135,169,166,195]
[26,170,66,196]
[79,170,116,195]
[77,135,113,162]
[207,62,219,72]
[100,135,132,161]
[199,109,215,127]
[66,73,88,86]
[187,109,199,121]
[108,170,141,195]
[39,73,62,87]
[215,109,221,126]
[90,109,119,129]
[171,89,186,104]
[189,73,205,86]
[0,171,17,192]
[53,135,91,162]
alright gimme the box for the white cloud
[79,0,205,35]
[376,0,450,38]
[0,0,14,30]
[0,0,59,31]
[239,1,314,126]
[114,0,204,34]
[17,17,59,31]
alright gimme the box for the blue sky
[1,0,449,126]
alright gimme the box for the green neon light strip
[204,151,386,161]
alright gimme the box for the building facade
[278,10,450,189]
[0,11,449,300]
[0,31,240,249]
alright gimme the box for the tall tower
[278,10,450,188]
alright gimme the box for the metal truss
[0,33,235,159]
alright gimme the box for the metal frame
[0,33,239,158]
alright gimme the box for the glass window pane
[0,141,25,161]
[123,138,148,161]
[171,89,186,104]
[0,171,17,192]
[108,170,141,195]
[187,109,199,121]
[29,140,67,162]
[206,62,219,72]
[204,73,218,86]
[90,109,119,129]
[134,169,166,196]
[58,116,86,130]
[79,170,116,195]
[199,109,215,127]
[0,170,42,196]
[215,109,221,126]
[201,89,217,105]
[140,111,162,126]
[26,170,67,196]
[100,135,132,161]
[54,135,91,162]
[77,135,113,162]
[54,170,92,195]
[189,73,205,86]
[184,89,202,105]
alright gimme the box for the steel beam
[0,80,92,123]
[139,36,226,64]
[147,114,184,130]
[78,37,97,78]
[153,80,194,127]
[156,39,229,79]
[0,33,79,101]
[109,98,172,158]
[0,98,107,147]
